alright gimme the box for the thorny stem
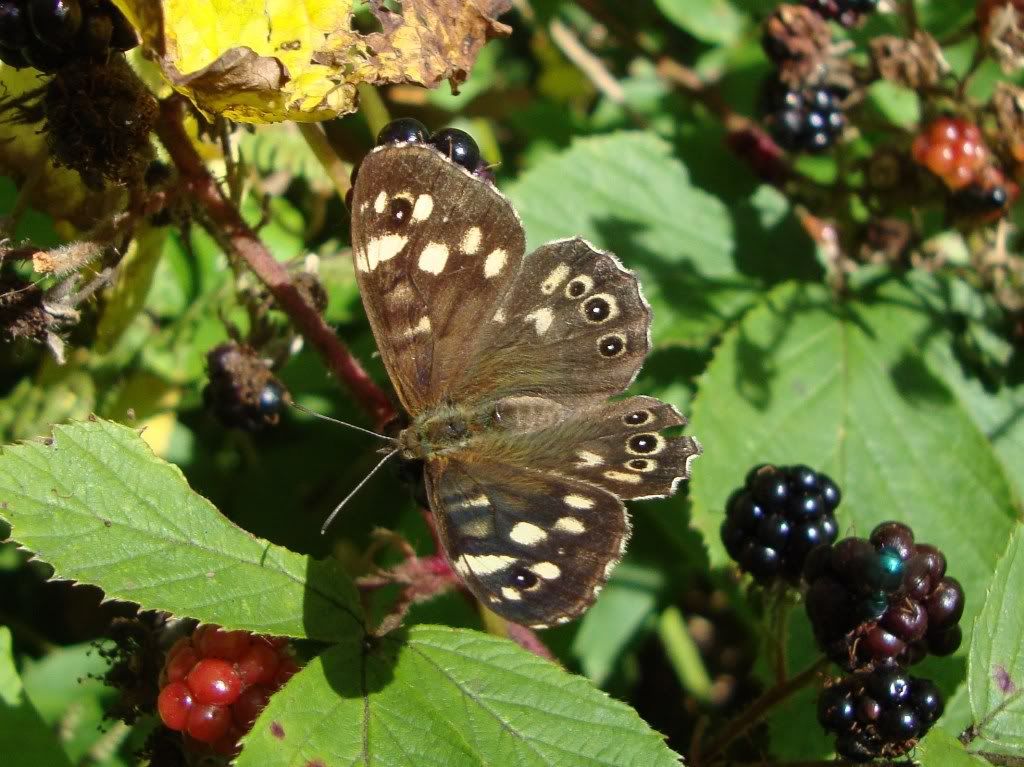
[155,96,396,429]
[696,656,831,766]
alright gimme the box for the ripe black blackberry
[376,117,429,147]
[804,521,965,670]
[818,665,943,761]
[720,464,841,582]
[0,0,137,73]
[761,80,846,153]
[429,128,482,173]
[804,0,879,27]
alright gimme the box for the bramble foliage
[1,1,1023,766]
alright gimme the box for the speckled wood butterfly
[348,122,702,628]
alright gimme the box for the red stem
[154,97,396,429]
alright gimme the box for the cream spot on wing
[484,248,507,279]
[493,308,506,323]
[401,316,431,338]
[373,191,387,213]
[417,242,449,274]
[501,587,522,601]
[530,561,561,580]
[412,194,433,222]
[592,584,603,598]
[564,494,595,510]
[456,495,490,508]
[509,522,547,545]
[360,201,369,213]
[387,283,414,303]
[367,235,408,270]
[574,450,603,468]
[554,516,585,534]
[355,248,369,273]
[524,307,554,335]
[461,226,482,255]
[462,554,517,575]
[604,470,643,484]
[454,559,472,577]
[541,263,570,294]
[555,616,572,625]
[462,517,493,538]
[604,560,618,579]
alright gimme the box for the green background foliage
[2,0,1023,764]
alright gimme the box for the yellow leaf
[111,0,511,124]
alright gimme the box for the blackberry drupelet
[429,127,482,172]
[721,463,841,583]
[0,0,136,71]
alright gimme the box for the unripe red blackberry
[156,625,298,755]
[912,117,991,190]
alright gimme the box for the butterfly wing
[483,394,702,501]
[350,143,526,414]
[452,237,651,408]
[426,456,628,628]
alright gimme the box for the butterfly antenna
[320,448,399,534]
[290,401,397,444]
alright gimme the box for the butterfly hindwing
[454,237,651,408]
[350,143,526,413]
[426,457,628,628]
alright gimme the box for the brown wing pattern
[350,143,526,414]
[426,456,629,628]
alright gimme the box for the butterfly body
[351,133,701,628]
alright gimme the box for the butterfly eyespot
[582,295,614,323]
[509,567,539,590]
[597,334,626,358]
[627,458,657,473]
[623,410,652,426]
[627,433,664,455]
[388,197,413,226]
[565,276,593,299]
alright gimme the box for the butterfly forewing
[350,143,526,413]
[426,457,629,628]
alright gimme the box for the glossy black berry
[805,0,879,26]
[257,382,284,414]
[880,598,928,643]
[28,0,82,47]
[914,544,947,582]
[867,666,912,706]
[909,678,943,724]
[925,577,964,629]
[429,128,480,172]
[0,2,30,49]
[835,732,879,762]
[376,117,428,146]
[870,521,915,561]
[762,80,846,153]
[738,542,781,578]
[879,706,919,740]
[926,625,962,656]
[722,464,841,584]
[20,35,65,70]
[817,684,856,730]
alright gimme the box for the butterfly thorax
[397,403,489,460]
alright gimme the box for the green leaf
[689,280,1016,636]
[0,628,74,767]
[917,728,990,767]
[505,132,754,344]
[654,0,745,46]
[0,419,361,640]
[95,225,170,352]
[237,625,682,767]
[968,524,1024,753]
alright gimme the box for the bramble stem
[155,97,395,429]
[697,656,831,765]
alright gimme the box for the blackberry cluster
[157,626,297,758]
[804,0,879,27]
[203,342,288,432]
[804,521,965,671]
[0,0,137,73]
[720,464,841,583]
[761,80,846,153]
[818,665,943,762]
